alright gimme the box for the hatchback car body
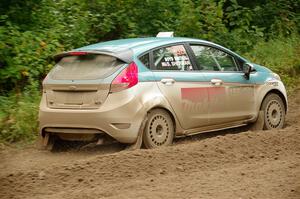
[39,36,287,149]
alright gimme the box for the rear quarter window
[139,53,150,69]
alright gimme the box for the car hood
[252,63,272,73]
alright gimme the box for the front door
[189,44,256,125]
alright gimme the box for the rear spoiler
[53,49,133,63]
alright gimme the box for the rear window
[50,54,125,80]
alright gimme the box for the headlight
[272,73,281,81]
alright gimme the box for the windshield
[50,54,125,80]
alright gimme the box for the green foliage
[244,34,300,92]
[221,0,265,52]
[0,0,299,143]
[0,22,61,92]
[0,83,40,143]
[176,0,227,41]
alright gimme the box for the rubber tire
[45,136,55,151]
[261,93,285,130]
[38,133,56,151]
[143,109,174,149]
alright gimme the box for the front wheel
[143,109,174,149]
[261,93,285,130]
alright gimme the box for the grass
[0,84,41,144]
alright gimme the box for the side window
[139,53,150,69]
[190,46,219,71]
[153,45,193,71]
[190,45,239,71]
[214,50,238,71]
[236,57,246,71]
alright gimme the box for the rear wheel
[261,93,285,130]
[143,109,174,149]
[39,133,56,151]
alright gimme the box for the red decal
[181,87,225,103]
[181,87,208,103]
[208,87,225,96]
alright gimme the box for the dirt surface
[1,90,300,199]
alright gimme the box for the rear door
[189,44,256,125]
[44,54,125,109]
[151,44,209,130]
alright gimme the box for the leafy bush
[244,34,300,92]
[0,83,40,143]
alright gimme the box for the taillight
[68,51,88,56]
[110,62,138,93]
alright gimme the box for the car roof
[77,37,209,53]
[73,37,247,63]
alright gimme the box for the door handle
[161,78,175,85]
[211,78,223,86]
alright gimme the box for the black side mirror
[243,63,254,80]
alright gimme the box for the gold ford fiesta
[39,35,288,150]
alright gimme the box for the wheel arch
[260,89,287,113]
[140,92,185,135]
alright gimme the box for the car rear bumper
[39,87,145,143]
